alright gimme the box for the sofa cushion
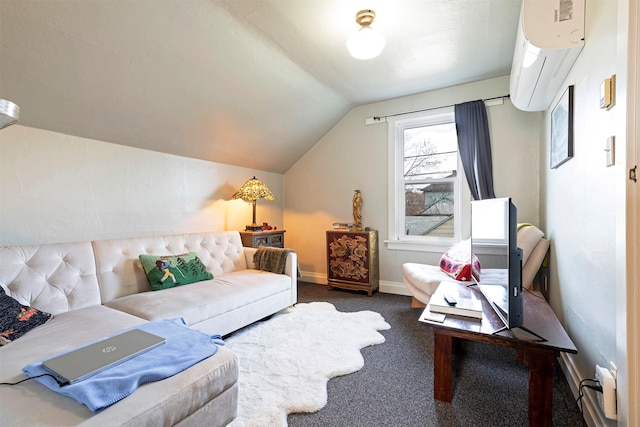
[517,224,545,266]
[0,304,239,426]
[139,252,213,290]
[0,287,52,346]
[403,263,448,305]
[104,270,291,329]
[23,318,224,413]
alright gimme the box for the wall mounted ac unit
[510,0,585,111]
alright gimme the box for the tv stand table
[422,282,577,427]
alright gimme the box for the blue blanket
[23,318,224,412]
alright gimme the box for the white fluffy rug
[225,302,390,427]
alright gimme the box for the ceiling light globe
[347,26,385,60]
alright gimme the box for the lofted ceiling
[0,0,521,173]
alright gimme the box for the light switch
[600,75,616,109]
[605,136,615,166]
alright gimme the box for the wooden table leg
[527,348,554,427]
[433,331,453,402]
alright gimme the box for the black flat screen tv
[470,197,523,331]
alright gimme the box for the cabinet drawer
[240,230,286,248]
[269,234,284,247]
[255,236,269,247]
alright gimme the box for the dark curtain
[454,100,496,200]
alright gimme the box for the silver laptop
[42,329,166,385]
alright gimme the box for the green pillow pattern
[139,252,213,291]
[1,287,52,346]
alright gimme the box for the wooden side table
[326,229,379,296]
[422,282,577,427]
[240,230,285,248]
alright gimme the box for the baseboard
[299,273,411,298]
[379,280,412,296]
[559,353,610,426]
[299,272,326,285]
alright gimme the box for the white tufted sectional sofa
[0,230,297,426]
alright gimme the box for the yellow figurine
[353,190,363,230]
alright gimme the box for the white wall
[540,0,624,425]
[284,75,541,290]
[0,125,284,245]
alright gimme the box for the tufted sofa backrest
[0,241,101,315]
[92,231,247,303]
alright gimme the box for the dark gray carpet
[287,282,583,427]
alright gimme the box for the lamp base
[245,224,264,231]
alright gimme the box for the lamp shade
[232,177,276,202]
[232,177,276,231]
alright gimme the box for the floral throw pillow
[139,252,214,291]
[0,287,53,346]
[439,239,481,282]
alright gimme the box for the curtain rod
[371,94,510,122]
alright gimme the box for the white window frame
[386,108,471,252]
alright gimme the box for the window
[387,109,470,251]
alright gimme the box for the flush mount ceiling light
[346,9,385,60]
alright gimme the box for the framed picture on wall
[550,85,574,169]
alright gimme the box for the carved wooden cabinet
[240,230,285,248]
[326,230,379,296]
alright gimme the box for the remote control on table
[444,295,457,306]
